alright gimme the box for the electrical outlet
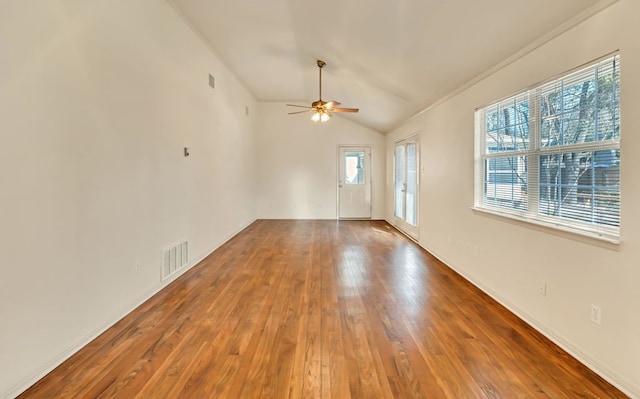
[135,261,141,273]
[591,304,602,325]
[537,279,547,296]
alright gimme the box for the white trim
[390,0,620,133]
[392,136,420,240]
[472,206,620,244]
[386,222,638,398]
[337,145,374,220]
[473,50,620,112]
[4,219,257,399]
[475,54,620,243]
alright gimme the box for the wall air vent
[162,240,189,281]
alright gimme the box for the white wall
[386,0,640,396]
[0,1,257,397]
[256,103,385,219]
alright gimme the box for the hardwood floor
[19,220,627,398]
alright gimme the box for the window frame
[474,54,621,243]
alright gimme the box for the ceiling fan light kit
[311,111,331,122]
[287,60,359,122]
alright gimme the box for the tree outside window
[476,55,620,240]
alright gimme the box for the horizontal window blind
[475,54,620,242]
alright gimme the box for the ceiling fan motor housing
[312,100,326,108]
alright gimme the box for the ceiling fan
[287,60,359,122]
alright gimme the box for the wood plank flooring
[19,220,627,398]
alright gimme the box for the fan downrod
[286,58,359,119]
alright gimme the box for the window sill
[471,206,620,245]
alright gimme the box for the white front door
[338,146,372,219]
[394,138,419,239]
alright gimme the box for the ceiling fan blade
[324,101,341,109]
[289,60,359,121]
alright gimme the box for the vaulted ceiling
[170,0,613,132]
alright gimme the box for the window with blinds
[475,54,620,242]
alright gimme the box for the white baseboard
[9,218,636,399]
[4,218,257,399]
[384,217,639,398]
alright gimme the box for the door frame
[393,136,420,240]
[337,145,373,220]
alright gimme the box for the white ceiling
[170,0,612,132]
